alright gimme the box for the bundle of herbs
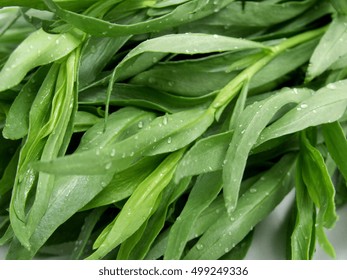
[1,0,347,260]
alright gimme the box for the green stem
[211,25,328,110]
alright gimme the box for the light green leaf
[115,33,267,82]
[83,156,162,210]
[165,172,222,259]
[0,28,82,92]
[184,154,296,260]
[331,0,347,15]
[118,177,191,260]
[79,83,213,113]
[223,88,312,213]
[291,159,315,260]
[322,121,347,184]
[87,149,185,259]
[257,80,347,146]
[300,131,337,258]
[3,66,49,139]
[175,131,232,181]
[43,0,238,37]
[307,16,347,81]
[34,108,215,175]
[79,36,129,88]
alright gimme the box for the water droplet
[130,151,134,157]
[241,129,246,134]
[101,181,107,187]
[327,83,337,89]
[293,88,298,94]
[249,188,257,193]
[105,162,112,170]
[196,243,204,250]
[152,57,158,63]
[296,107,302,111]
[55,39,60,44]
[138,121,143,128]
[300,103,308,109]
[224,248,229,253]
[167,137,172,144]
[96,149,100,156]
[148,77,156,84]
[313,109,317,113]
[227,206,235,215]
[168,81,174,87]
[162,115,168,125]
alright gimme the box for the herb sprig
[1,0,347,260]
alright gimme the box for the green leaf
[79,83,213,113]
[322,121,347,184]
[219,231,253,260]
[307,16,347,81]
[291,159,315,260]
[34,108,215,175]
[223,88,312,213]
[3,66,49,139]
[299,131,337,257]
[73,111,101,133]
[331,0,347,15]
[26,51,80,240]
[165,171,222,259]
[126,177,191,260]
[0,28,82,92]
[6,107,153,259]
[257,80,347,146]
[87,149,185,259]
[70,207,106,260]
[184,154,296,260]
[0,0,97,11]
[82,156,162,210]
[194,0,316,28]
[78,36,129,88]
[130,51,259,97]
[43,0,238,37]
[175,131,232,181]
[9,64,61,248]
